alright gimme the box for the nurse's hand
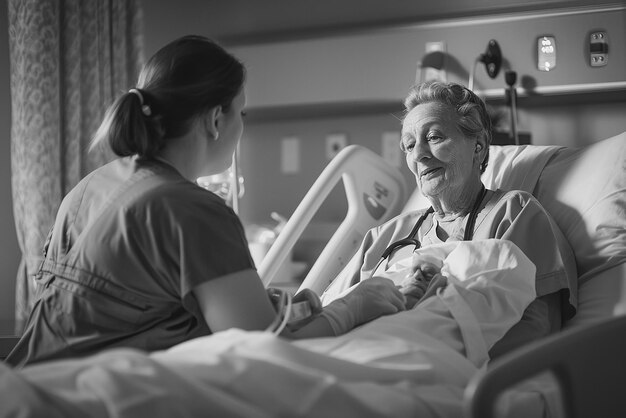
[320,277,406,335]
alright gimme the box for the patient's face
[401,102,476,199]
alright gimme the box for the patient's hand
[399,263,447,309]
[348,277,407,322]
[322,277,407,335]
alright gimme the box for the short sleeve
[145,186,255,301]
[474,190,578,318]
[179,197,254,298]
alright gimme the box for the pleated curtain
[8,0,144,333]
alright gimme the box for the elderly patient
[322,81,577,358]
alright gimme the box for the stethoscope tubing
[375,186,487,274]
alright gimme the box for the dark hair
[91,35,246,157]
[404,81,492,172]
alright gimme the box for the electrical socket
[281,136,300,174]
[381,131,402,168]
[423,41,447,82]
[426,41,446,53]
[325,133,348,160]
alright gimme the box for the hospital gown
[6,156,255,368]
[322,189,578,354]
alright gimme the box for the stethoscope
[371,185,487,276]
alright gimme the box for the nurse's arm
[192,270,335,338]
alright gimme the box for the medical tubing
[468,57,481,91]
[265,290,285,333]
[273,292,292,335]
[463,186,487,241]
[373,188,483,281]
[380,207,434,260]
[505,70,520,145]
[264,290,293,335]
[510,88,519,145]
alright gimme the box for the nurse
[7,35,405,368]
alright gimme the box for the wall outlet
[426,41,446,53]
[281,136,300,174]
[325,133,348,160]
[422,41,447,82]
[381,131,402,167]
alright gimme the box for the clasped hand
[346,276,407,323]
[399,261,448,309]
[322,276,406,335]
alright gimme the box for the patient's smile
[420,167,442,178]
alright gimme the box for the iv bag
[197,166,244,206]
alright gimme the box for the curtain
[8,0,144,333]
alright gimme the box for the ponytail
[90,35,246,159]
[90,89,165,157]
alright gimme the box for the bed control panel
[363,181,390,220]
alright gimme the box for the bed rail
[464,314,626,418]
[258,145,409,294]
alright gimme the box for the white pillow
[403,143,563,211]
[564,263,626,329]
[482,144,563,194]
[534,132,626,284]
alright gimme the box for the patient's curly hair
[404,81,491,173]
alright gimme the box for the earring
[476,144,482,152]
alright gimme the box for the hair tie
[128,88,152,116]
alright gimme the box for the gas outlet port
[325,133,348,160]
[589,31,609,67]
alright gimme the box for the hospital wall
[143,3,626,272]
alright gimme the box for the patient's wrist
[320,299,355,336]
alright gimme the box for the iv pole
[505,70,520,146]
[230,144,241,214]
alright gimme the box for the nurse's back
[6,156,230,366]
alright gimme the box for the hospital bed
[1,131,625,417]
[260,130,626,416]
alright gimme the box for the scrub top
[7,156,255,368]
[322,189,578,320]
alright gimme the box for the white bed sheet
[0,240,553,418]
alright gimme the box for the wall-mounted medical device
[504,70,519,145]
[589,31,609,67]
[537,36,556,71]
[468,39,502,90]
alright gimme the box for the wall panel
[232,6,626,110]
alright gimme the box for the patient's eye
[400,135,415,153]
[426,132,444,142]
